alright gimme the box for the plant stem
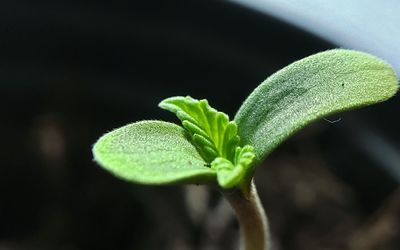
[223,180,270,250]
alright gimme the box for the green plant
[92,49,398,250]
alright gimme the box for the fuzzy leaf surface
[93,121,216,185]
[159,96,240,163]
[235,49,398,163]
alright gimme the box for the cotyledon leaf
[92,120,216,185]
[234,49,398,164]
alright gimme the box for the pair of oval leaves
[93,49,398,189]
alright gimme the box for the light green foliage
[211,145,255,189]
[93,49,398,190]
[159,96,240,162]
[235,49,398,163]
[92,121,216,185]
[159,96,256,188]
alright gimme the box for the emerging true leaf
[159,96,256,189]
[235,49,399,163]
[159,96,240,162]
[93,121,216,185]
[211,145,255,189]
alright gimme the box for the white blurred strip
[230,0,400,75]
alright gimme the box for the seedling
[92,49,398,250]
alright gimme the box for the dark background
[1,1,399,249]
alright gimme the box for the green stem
[223,180,270,250]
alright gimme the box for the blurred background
[1,0,399,249]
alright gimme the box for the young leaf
[93,121,216,185]
[235,49,398,163]
[159,96,240,162]
[211,145,255,189]
[159,96,256,189]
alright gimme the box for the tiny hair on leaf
[235,49,398,164]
